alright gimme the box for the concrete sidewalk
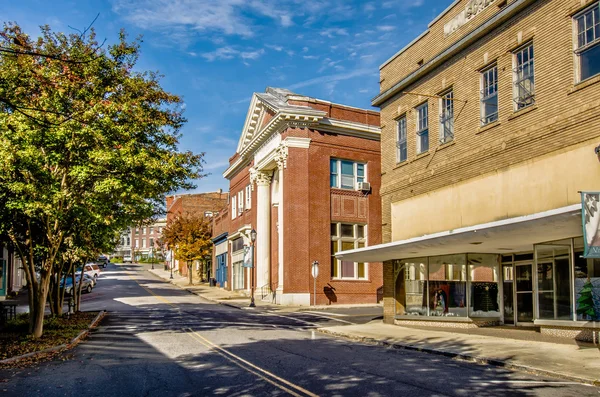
[318,321,600,386]
[146,266,284,311]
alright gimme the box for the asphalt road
[1,263,598,397]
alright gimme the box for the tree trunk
[188,261,192,285]
[30,274,50,338]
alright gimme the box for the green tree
[162,214,212,286]
[577,277,597,320]
[0,23,203,337]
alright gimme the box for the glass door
[515,263,534,323]
[502,265,515,324]
[535,244,572,320]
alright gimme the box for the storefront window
[468,254,500,317]
[536,245,572,320]
[574,239,600,321]
[404,259,427,316]
[428,254,467,317]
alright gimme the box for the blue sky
[1,0,451,193]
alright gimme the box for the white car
[123,255,132,263]
[77,263,101,279]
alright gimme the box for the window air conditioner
[357,182,371,192]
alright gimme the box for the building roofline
[372,0,534,107]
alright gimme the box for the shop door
[515,263,534,323]
[502,265,515,324]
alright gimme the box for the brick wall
[378,0,600,243]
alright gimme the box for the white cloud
[241,49,265,60]
[364,2,376,12]
[378,25,396,32]
[288,69,373,90]
[201,46,264,62]
[112,0,295,38]
[303,55,319,60]
[320,28,349,38]
[265,44,284,52]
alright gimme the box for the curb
[317,329,600,387]
[0,310,107,366]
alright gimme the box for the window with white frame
[330,159,366,190]
[231,195,237,219]
[481,65,498,125]
[331,223,367,280]
[439,90,454,144]
[513,43,535,110]
[245,185,252,209]
[575,4,600,81]
[150,227,154,234]
[142,239,146,248]
[396,116,407,162]
[416,102,429,154]
[126,237,130,245]
[237,190,244,215]
[573,2,600,81]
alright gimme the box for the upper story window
[150,227,154,234]
[396,116,407,163]
[237,190,244,215]
[575,4,600,81]
[135,228,139,235]
[245,185,252,209]
[480,65,498,125]
[513,43,535,110]
[231,195,237,219]
[439,90,454,144]
[330,159,366,190]
[416,103,429,154]
[331,223,367,280]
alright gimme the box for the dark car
[96,256,110,268]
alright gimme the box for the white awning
[336,204,583,263]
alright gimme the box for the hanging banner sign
[242,245,254,268]
[581,192,600,258]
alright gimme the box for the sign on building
[242,245,254,268]
[444,0,496,37]
[582,192,600,257]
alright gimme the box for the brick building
[213,87,382,305]
[131,219,167,260]
[166,191,229,276]
[337,0,600,340]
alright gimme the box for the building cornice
[372,0,535,107]
[224,109,325,179]
[317,118,381,141]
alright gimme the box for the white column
[254,171,272,290]
[274,143,288,299]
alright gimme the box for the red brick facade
[213,88,382,305]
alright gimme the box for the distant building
[131,218,167,260]
[212,87,382,306]
[165,191,229,277]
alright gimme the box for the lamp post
[249,228,257,308]
[170,248,174,279]
[150,247,155,270]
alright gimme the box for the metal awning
[336,204,583,263]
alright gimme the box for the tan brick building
[337,0,600,340]
[213,87,382,306]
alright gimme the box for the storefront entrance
[502,261,534,325]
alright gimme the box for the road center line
[185,328,319,397]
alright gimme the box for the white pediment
[236,94,277,154]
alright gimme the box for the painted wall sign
[444,0,496,37]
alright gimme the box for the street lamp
[249,228,257,308]
[150,247,155,270]
[170,248,174,279]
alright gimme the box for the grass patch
[0,312,99,362]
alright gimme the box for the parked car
[123,255,132,263]
[62,275,94,295]
[76,263,101,279]
[96,255,110,268]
